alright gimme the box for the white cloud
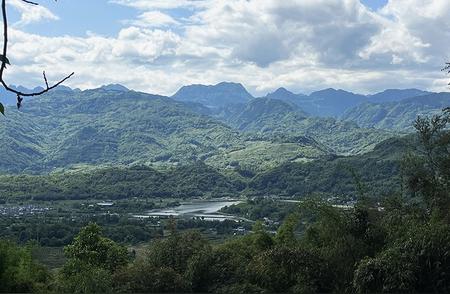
[132,11,180,27]
[4,0,450,96]
[9,0,59,26]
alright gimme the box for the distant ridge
[342,92,450,131]
[264,87,437,117]
[99,84,129,92]
[172,82,253,108]
[0,81,440,119]
[367,89,431,103]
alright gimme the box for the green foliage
[404,110,450,219]
[56,260,113,294]
[250,246,330,293]
[354,221,450,293]
[56,223,128,293]
[342,92,450,131]
[115,230,211,293]
[300,202,386,292]
[0,163,244,200]
[222,97,395,155]
[64,223,128,272]
[0,91,449,293]
[249,136,412,198]
[275,213,299,246]
[220,198,299,222]
[0,241,49,293]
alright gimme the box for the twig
[0,0,72,109]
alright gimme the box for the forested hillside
[0,86,401,173]
[342,92,450,131]
[220,97,395,154]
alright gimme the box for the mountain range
[0,81,447,174]
[263,87,431,117]
[171,82,433,117]
[342,92,450,131]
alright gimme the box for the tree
[353,221,450,293]
[56,223,128,293]
[353,108,450,293]
[0,0,73,115]
[403,109,450,220]
[250,246,330,293]
[0,240,50,293]
[114,230,210,293]
[64,223,128,272]
[275,213,299,246]
[300,200,385,292]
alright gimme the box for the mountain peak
[216,81,245,88]
[172,81,253,108]
[367,88,431,103]
[312,88,352,95]
[272,87,293,95]
[54,85,73,92]
[99,84,129,92]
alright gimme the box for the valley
[1,81,449,294]
[0,81,438,246]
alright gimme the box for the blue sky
[8,0,135,37]
[361,0,388,10]
[4,0,450,96]
[8,0,390,37]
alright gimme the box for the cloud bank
[4,0,450,96]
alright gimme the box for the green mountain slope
[0,135,414,201]
[206,135,331,171]
[0,89,329,173]
[0,89,245,172]
[342,92,450,131]
[222,97,395,155]
[0,163,245,200]
[248,135,414,198]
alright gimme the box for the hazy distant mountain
[54,85,74,92]
[306,88,367,117]
[225,97,308,130]
[264,88,367,117]
[100,84,129,92]
[367,89,431,103]
[265,88,368,117]
[342,92,450,131]
[264,87,435,118]
[0,85,45,106]
[172,82,253,108]
[265,87,308,106]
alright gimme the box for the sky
[3,0,450,96]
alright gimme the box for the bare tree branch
[21,0,39,5]
[0,0,73,109]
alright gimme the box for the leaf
[0,102,4,115]
[0,54,10,65]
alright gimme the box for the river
[133,199,244,221]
